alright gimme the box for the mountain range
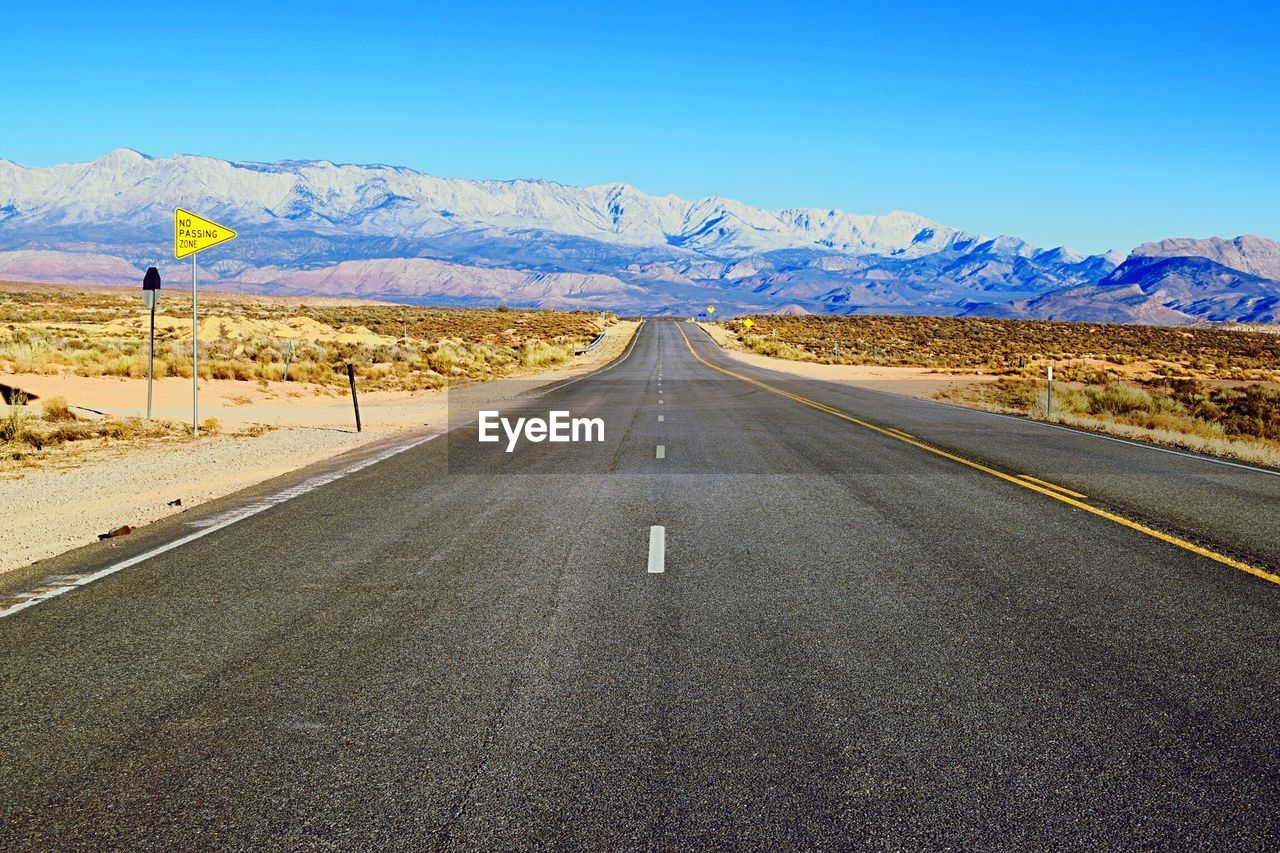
[0,149,1275,324]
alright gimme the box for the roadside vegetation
[0,390,263,466]
[719,314,1280,468]
[720,315,1280,380]
[0,283,616,393]
[0,282,617,470]
[940,377,1280,467]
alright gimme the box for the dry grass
[717,313,1280,468]
[41,395,76,421]
[720,315,1280,382]
[0,284,618,393]
[1,389,214,467]
[0,282,619,472]
[940,377,1280,468]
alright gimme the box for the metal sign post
[174,208,237,436]
[142,267,162,420]
[1047,363,1055,418]
[192,254,199,433]
[347,364,362,433]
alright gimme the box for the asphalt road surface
[2,320,1277,850]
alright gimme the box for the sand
[0,320,639,575]
[696,323,998,399]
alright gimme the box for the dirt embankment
[696,322,999,397]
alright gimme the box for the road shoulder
[0,321,640,577]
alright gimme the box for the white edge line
[940,402,1280,477]
[0,435,438,620]
[648,525,665,574]
[687,323,1280,479]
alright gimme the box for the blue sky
[2,0,1276,253]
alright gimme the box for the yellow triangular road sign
[175,208,237,259]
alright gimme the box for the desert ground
[0,282,637,574]
[696,321,1002,397]
[703,315,1280,469]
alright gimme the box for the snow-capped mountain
[964,236,1280,325]
[0,149,1130,316]
[0,148,981,258]
[1131,235,1280,281]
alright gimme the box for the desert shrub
[1,391,29,444]
[159,349,194,378]
[983,377,1042,411]
[41,396,76,421]
[517,339,572,368]
[1083,384,1163,416]
[943,373,1280,463]
[0,288,620,392]
[289,359,334,384]
[207,359,257,381]
[425,343,463,374]
[1057,364,1120,384]
[45,421,98,444]
[721,314,1280,380]
[100,353,148,378]
[1,337,62,374]
[748,338,816,361]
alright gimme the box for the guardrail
[575,332,607,355]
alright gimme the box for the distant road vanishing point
[2,321,1277,849]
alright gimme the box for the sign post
[1047,363,1054,418]
[142,267,162,419]
[347,363,362,433]
[174,209,237,435]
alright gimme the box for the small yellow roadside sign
[175,208,237,259]
[742,318,754,329]
[174,208,238,436]
[706,305,715,314]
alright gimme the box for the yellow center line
[1018,474,1088,499]
[676,323,1279,587]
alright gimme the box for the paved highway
[2,320,1277,849]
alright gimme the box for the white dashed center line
[656,445,665,459]
[648,525,666,574]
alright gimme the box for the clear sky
[2,0,1276,253]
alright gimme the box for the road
[2,319,1277,849]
